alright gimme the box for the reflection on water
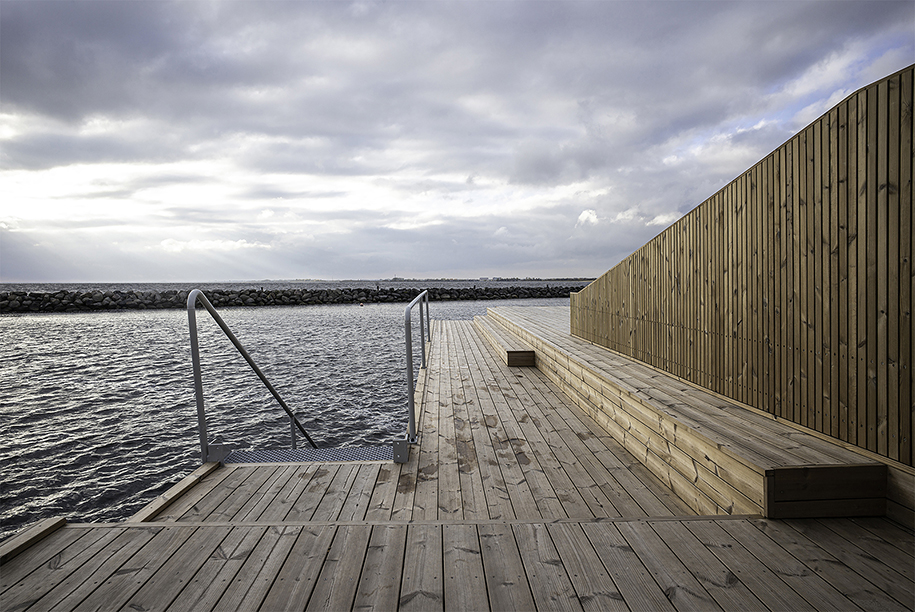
[0,296,567,539]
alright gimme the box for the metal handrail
[187,289,317,463]
[404,290,431,443]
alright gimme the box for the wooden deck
[487,307,896,519]
[2,312,913,611]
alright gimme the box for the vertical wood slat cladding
[570,66,914,468]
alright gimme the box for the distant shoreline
[0,278,594,292]
[0,282,592,314]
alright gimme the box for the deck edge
[0,516,67,565]
[127,461,221,523]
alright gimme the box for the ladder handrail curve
[187,288,317,463]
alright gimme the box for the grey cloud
[0,228,80,282]
[130,174,211,189]
[271,202,658,279]
[156,207,247,226]
[0,129,183,170]
[59,189,137,201]
[240,187,347,201]
[1,0,912,282]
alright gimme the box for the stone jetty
[0,285,585,314]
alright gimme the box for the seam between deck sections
[223,460,391,467]
[63,515,762,529]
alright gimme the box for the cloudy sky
[1,0,912,283]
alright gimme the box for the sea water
[0,295,570,540]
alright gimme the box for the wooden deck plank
[71,526,197,611]
[464,323,571,520]
[451,323,498,521]
[515,356,692,517]
[306,525,372,612]
[233,464,298,522]
[363,462,400,521]
[337,463,382,522]
[0,527,124,611]
[549,403,666,517]
[451,321,517,521]
[443,523,488,611]
[784,518,915,608]
[210,525,300,611]
[454,317,538,519]
[498,368,595,518]
[389,458,418,523]
[40,527,162,612]
[509,367,618,518]
[717,519,862,611]
[566,398,695,517]
[166,526,268,612]
[815,518,914,582]
[284,464,341,522]
[153,465,237,522]
[311,464,359,521]
[684,519,817,611]
[748,518,907,611]
[411,326,444,521]
[849,516,915,556]
[254,463,321,522]
[206,465,283,522]
[353,524,408,611]
[399,524,443,612]
[454,320,546,520]
[123,525,232,611]
[0,517,69,566]
[547,522,628,611]
[172,466,259,522]
[616,520,722,611]
[513,522,583,612]
[581,522,677,612]
[0,522,90,591]
[437,322,464,520]
[651,519,768,610]
[258,525,336,612]
[478,523,537,611]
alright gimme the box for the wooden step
[488,306,888,519]
[473,314,535,367]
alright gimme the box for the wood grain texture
[570,65,915,468]
[491,306,890,519]
[2,305,913,612]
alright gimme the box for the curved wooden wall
[571,65,914,468]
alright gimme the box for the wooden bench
[473,314,535,367]
[488,306,888,519]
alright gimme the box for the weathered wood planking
[153,317,699,528]
[492,305,892,519]
[3,311,914,612]
[472,314,535,366]
[570,65,915,469]
[8,515,908,612]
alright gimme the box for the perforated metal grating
[224,445,393,464]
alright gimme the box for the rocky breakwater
[0,285,584,314]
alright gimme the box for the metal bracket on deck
[393,439,410,463]
[206,443,232,464]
